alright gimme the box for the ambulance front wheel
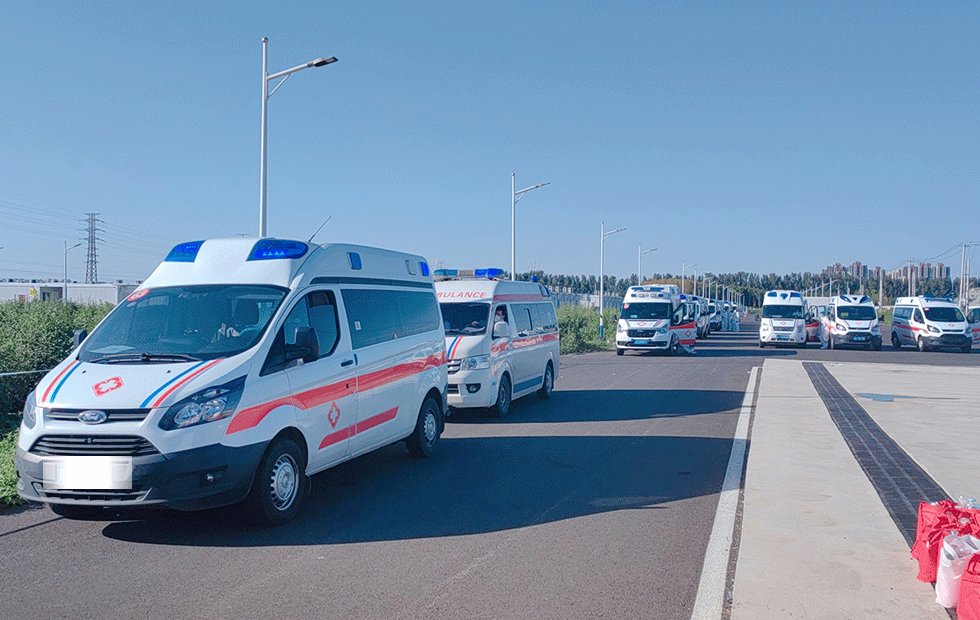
[407,396,441,458]
[245,436,306,526]
[892,332,902,350]
[616,347,624,356]
[490,374,511,418]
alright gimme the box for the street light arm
[513,182,550,205]
[267,57,338,82]
[603,227,626,239]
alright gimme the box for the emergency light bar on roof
[247,239,309,261]
[165,241,205,262]
[433,268,505,281]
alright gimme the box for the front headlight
[836,322,847,332]
[929,325,941,334]
[159,376,245,431]
[460,355,490,371]
[656,327,667,335]
[761,323,770,332]
[617,323,625,333]
[871,324,881,335]
[22,392,38,430]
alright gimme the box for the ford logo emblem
[78,410,108,424]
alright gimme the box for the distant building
[0,281,138,304]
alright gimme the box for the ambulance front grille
[447,360,461,374]
[29,435,160,457]
[46,409,151,423]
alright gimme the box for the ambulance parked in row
[891,296,971,353]
[825,295,882,350]
[434,270,559,417]
[616,285,697,355]
[759,290,808,347]
[16,238,448,525]
[688,295,710,338]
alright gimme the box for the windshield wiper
[89,352,202,364]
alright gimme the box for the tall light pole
[681,262,697,295]
[599,222,626,338]
[64,241,82,303]
[638,245,657,285]
[511,174,549,280]
[260,38,337,238]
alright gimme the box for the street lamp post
[638,245,657,285]
[511,174,549,281]
[64,241,82,303]
[681,262,697,295]
[599,222,626,339]
[260,37,337,238]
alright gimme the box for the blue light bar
[165,241,205,262]
[433,269,458,277]
[420,262,430,276]
[474,268,504,279]
[247,239,309,261]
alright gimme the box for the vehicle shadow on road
[100,431,737,547]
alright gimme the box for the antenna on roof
[308,216,333,243]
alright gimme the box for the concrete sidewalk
[731,359,980,619]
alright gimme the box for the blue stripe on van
[49,362,83,403]
[514,375,542,393]
[140,360,210,408]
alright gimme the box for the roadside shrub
[0,301,113,415]
[557,305,619,354]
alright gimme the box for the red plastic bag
[912,500,958,583]
[957,554,980,619]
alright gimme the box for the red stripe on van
[226,352,446,435]
[355,407,398,433]
[41,360,79,403]
[150,358,224,408]
[493,294,546,301]
[319,426,353,449]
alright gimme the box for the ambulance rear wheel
[537,363,554,399]
[245,437,306,526]
[490,374,511,418]
[892,333,902,350]
[407,396,441,458]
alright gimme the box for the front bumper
[446,368,496,409]
[760,331,806,345]
[831,332,882,348]
[16,438,268,511]
[616,332,670,350]
[920,334,971,349]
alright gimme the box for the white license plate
[633,339,649,345]
[42,456,133,490]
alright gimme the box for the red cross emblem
[328,402,341,428]
[93,377,124,397]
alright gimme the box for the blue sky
[2,1,977,284]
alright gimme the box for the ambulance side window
[913,309,924,323]
[513,304,533,336]
[261,291,339,376]
[968,309,979,323]
[671,305,685,326]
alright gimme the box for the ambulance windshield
[621,302,671,320]
[924,306,965,322]
[78,284,288,363]
[762,304,804,319]
[440,302,491,335]
[837,305,877,321]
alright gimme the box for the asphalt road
[1,323,977,620]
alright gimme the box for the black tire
[759,341,765,348]
[616,348,624,356]
[537,363,554,399]
[962,345,972,354]
[244,437,306,526]
[917,337,927,353]
[665,336,675,356]
[490,374,511,418]
[49,503,107,520]
[892,332,902,350]
[406,396,441,458]
[874,342,882,351]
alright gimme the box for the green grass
[0,413,24,508]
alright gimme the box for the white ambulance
[15,238,448,525]
[434,270,559,417]
[615,285,697,355]
[825,295,882,350]
[890,296,971,353]
[759,290,808,347]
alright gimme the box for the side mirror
[492,321,511,340]
[72,329,88,350]
[287,326,319,364]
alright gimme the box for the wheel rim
[544,367,553,393]
[423,409,437,445]
[269,453,298,512]
[499,379,510,412]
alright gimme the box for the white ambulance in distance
[616,285,696,355]
[890,296,971,353]
[759,290,808,347]
[15,238,448,525]
[825,295,882,350]
[434,270,559,417]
